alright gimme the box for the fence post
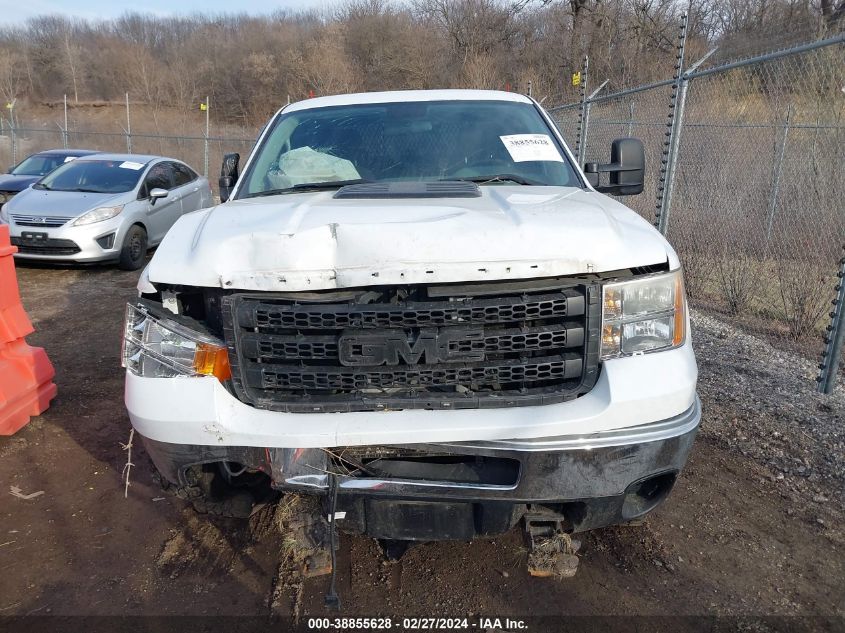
[125,92,132,153]
[62,94,69,149]
[581,79,609,164]
[765,105,791,243]
[9,104,16,166]
[654,13,688,234]
[627,102,635,137]
[203,96,210,178]
[574,56,589,165]
[818,246,845,394]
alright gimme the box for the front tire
[118,225,147,270]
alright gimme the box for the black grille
[242,293,580,330]
[223,279,600,413]
[11,237,81,256]
[253,355,583,390]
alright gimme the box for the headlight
[600,270,686,360]
[72,205,124,226]
[122,303,231,380]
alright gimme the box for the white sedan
[0,153,213,269]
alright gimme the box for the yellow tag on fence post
[572,72,581,87]
[199,103,208,111]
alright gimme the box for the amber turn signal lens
[673,274,686,347]
[603,287,622,320]
[194,343,232,381]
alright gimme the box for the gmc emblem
[338,328,485,366]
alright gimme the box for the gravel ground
[692,311,844,502]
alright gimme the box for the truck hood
[146,186,679,291]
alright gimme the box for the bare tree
[0,1,834,124]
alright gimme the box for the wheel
[154,469,255,518]
[154,465,277,519]
[118,225,148,270]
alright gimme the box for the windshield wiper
[65,187,105,193]
[243,179,370,198]
[443,174,545,186]
[32,183,52,190]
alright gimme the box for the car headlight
[122,303,231,380]
[600,270,686,360]
[72,204,124,226]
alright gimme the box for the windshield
[11,154,74,177]
[237,100,580,198]
[36,159,146,194]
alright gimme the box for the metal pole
[627,102,635,137]
[527,80,532,98]
[9,99,16,165]
[654,13,688,234]
[125,92,132,153]
[574,56,589,164]
[818,247,845,394]
[203,96,210,178]
[765,105,791,243]
[579,79,609,166]
[659,46,717,237]
[63,94,68,149]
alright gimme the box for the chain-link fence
[1,34,843,391]
[0,122,256,194]
[549,29,845,393]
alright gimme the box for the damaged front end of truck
[122,89,701,580]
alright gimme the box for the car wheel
[118,225,148,270]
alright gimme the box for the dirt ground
[1,263,843,631]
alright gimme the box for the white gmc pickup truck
[123,90,699,557]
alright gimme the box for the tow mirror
[219,153,240,202]
[584,138,645,196]
[149,188,168,205]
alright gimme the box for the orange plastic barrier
[0,224,57,435]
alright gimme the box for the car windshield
[237,100,580,198]
[35,159,146,194]
[11,154,74,176]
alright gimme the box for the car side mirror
[584,138,645,196]
[149,188,168,205]
[219,153,240,202]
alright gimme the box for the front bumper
[6,214,128,263]
[128,334,699,537]
[142,397,700,535]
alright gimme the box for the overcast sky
[0,0,339,24]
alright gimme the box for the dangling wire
[324,474,341,610]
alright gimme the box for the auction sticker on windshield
[500,134,563,162]
[119,161,145,170]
